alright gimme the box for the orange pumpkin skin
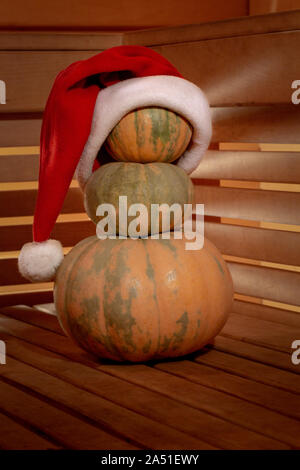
[104,107,192,163]
[54,235,233,362]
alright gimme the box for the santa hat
[18,45,212,282]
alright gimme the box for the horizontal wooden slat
[228,262,300,306]
[196,346,300,393]
[0,32,123,51]
[194,185,300,225]
[0,118,41,147]
[204,221,300,266]
[125,10,300,47]
[0,187,84,217]
[192,150,300,183]
[211,105,300,143]
[221,312,299,354]
[0,411,60,450]
[0,258,20,286]
[0,154,39,182]
[152,31,300,106]
[0,220,95,251]
[0,51,100,113]
[0,289,53,308]
[211,335,300,375]
[233,300,300,328]
[2,306,61,331]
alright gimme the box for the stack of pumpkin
[54,107,233,362]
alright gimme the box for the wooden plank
[0,411,60,450]
[191,150,300,183]
[155,359,300,421]
[0,258,21,286]
[0,187,84,217]
[0,379,136,450]
[194,185,300,225]
[204,221,300,266]
[0,32,123,51]
[0,0,248,30]
[222,312,300,353]
[0,154,39,182]
[0,289,53,308]
[228,262,300,306]
[152,31,300,106]
[0,51,100,113]
[125,10,300,46]
[211,105,300,143]
[195,348,300,395]
[212,335,300,374]
[0,118,41,147]
[0,0,249,29]
[1,305,61,333]
[0,317,290,450]
[233,300,300,328]
[0,220,95,251]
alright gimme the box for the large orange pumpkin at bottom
[54,235,233,362]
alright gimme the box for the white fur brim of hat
[19,75,211,283]
[76,75,212,190]
[18,239,64,282]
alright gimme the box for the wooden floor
[0,304,299,450]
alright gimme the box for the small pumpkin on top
[104,107,192,164]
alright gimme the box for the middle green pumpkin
[84,162,194,237]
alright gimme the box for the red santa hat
[18,45,212,282]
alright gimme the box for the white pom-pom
[18,239,64,282]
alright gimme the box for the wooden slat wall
[0,118,41,147]
[193,185,300,225]
[1,11,300,311]
[0,185,84,217]
[125,11,300,106]
[128,11,300,312]
[191,150,300,183]
[1,51,101,113]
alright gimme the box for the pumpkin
[84,162,194,236]
[104,107,192,163]
[54,234,233,362]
